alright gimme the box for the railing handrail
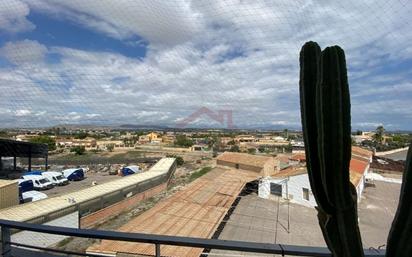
[0,219,385,257]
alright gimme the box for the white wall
[12,211,79,248]
[258,174,316,208]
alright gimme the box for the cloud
[0,40,47,65]
[0,1,412,130]
[15,109,31,116]
[26,0,203,45]
[0,0,35,33]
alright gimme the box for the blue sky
[0,0,411,130]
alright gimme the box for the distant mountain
[118,124,170,130]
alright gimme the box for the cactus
[299,42,364,257]
[386,145,412,257]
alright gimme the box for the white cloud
[1,1,412,129]
[15,109,31,116]
[0,40,47,65]
[26,0,204,45]
[0,0,35,33]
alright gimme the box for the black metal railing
[0,219,385,257]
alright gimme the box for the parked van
[63,168,85,181]
[21,175,54,190]
[42,171,69,186]
[18,179,48,203]
[121,165,141,176]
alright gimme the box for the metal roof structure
[0,158,176,223]
[0,139,48,158]
[87,167,259,257]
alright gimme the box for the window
[270,183,282,196]
[302,188,310,201]
[235,163,239,169]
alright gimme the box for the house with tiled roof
[258,151,372,207]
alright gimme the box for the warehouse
[216,152,277,176]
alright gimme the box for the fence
[0,219,385,257]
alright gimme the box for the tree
[373,125,385,144]
[283,129,289,139]
[106,144,115,152]
[166,154,184,166]
[70,146,85,155]
[75,132,88,139]
[229,145,240,152]
[29,135,56,151]
[174,135,194,147]
[247,148,256,154]
[227,140,236,145]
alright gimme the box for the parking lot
[43,172,123,198]
[209,180,401,257]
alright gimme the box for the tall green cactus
[299,42,364,257]
[386,145,412,257]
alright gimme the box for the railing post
[155,243,160,257]
[1,225,11,257]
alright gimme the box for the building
[138,132,162,144]
[96,140,125,150]
[56,137,96,149]
[259,147,373,207]
[0,179,19,209]
[234,135,256,143]
[191,144,207,151]
[216,152,277,176]
[289,153,306,165]
[162,135,175,145]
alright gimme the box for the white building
[259,167,316,207]
[259,158,370,208]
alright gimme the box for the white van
[42,171,69,186]
[18,179,48,203]
[21,175,54,190]
[22,190,48,202]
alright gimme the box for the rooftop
[0,158,176,222]
[217,152,274,168]
[0,138,48,158]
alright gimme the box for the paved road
[209,180,401,257]
[381,149,408,161]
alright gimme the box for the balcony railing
[0,219,385,257]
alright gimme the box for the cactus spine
[386,145,412,257]
[299,42,364,257]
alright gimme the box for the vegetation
[74,131,89,139]
[29,135,56,151]
[300,41,412,257]
[166,154,184,166]
[247,148,256,154]
[229,145,240,152]
[174,135,194,147]
[373,125,385,144]
[106,144,115,152]
[300,42,363,257]
[70,146,86,155]
[189,166,212,182]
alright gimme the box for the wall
[80,182,167,228]
[216,160,262,173]
[12,212,79,248]
[0,180,19,209]
[258,174,317,208]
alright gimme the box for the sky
[0,0,411,130]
